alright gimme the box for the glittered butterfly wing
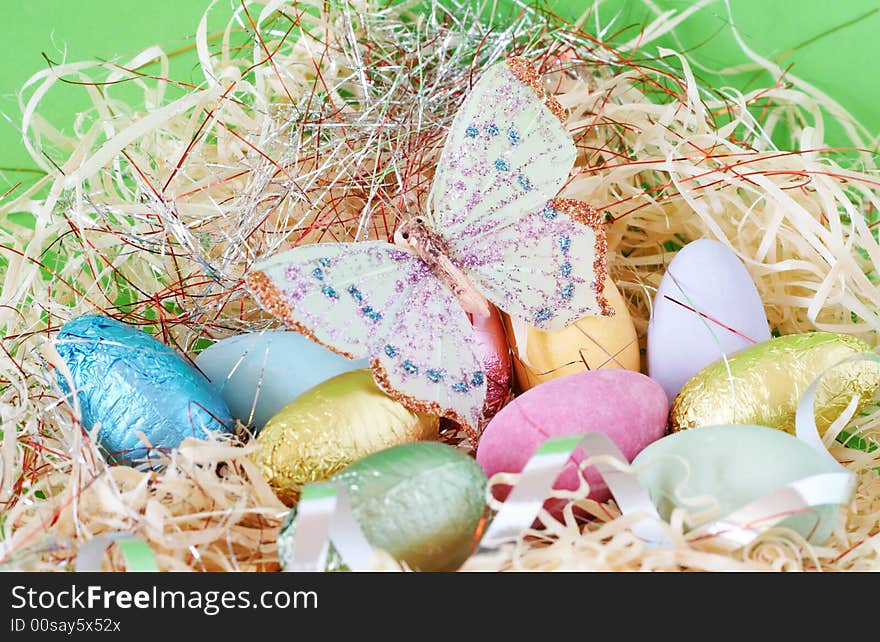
[248,241,402,359]
[372,273,487,437]
[428,58,574,235]
[452,198,610,330]
[247,242,486,434]
[429,57,610,330]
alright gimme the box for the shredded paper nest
[2,0,880,571]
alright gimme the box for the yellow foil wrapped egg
[251,369,439,504]
[502,278,639,393]
[670,332,880,435]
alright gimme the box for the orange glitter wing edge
[371,358,480,443]
[505,56,565,123]
[548,198,613,318]
[246,270,360,360]
[505,59,610,319]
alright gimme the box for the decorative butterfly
[247,57,611,439]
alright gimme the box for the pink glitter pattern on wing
[428,58,607,330]
[249,240,485,431]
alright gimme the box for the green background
[1,0,879,194]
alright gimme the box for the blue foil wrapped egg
[54,315,235,466]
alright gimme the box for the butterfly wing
[248,241,405,359]
[428,57,574,234]
[247,242,486,435]
[453,198,611,330]
[429,57,610,330]
[371,273,486,439]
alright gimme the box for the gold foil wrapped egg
[251,369,439,504]
[502,278,639,393]
[670,332,880,435]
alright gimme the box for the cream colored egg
[502,278,639,393]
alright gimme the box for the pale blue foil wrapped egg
[194,331,369,432]
[54,315,234,466]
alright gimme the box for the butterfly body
[248,57,610,438]
[393,217,490,318]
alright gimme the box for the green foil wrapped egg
[670,332,880,435]
[279,442,488,572]
[252,369,439,505]
[634,424,846,543]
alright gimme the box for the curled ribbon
[688,472,854,551]
[476,432,671,551]
[283,483,374,572]
[288,353,872,570]
[794,352,880,462]
[75,533,158,572]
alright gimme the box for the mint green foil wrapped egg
[279,442,487,572]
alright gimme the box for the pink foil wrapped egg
[470,303,512,421]
[441,303,512,436]
[476,369,668,504]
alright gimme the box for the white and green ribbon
[476,432,671,552]
[75,533,157,572]
[688,471,854,550]
[285,482,373,572]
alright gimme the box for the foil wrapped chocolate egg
[670,332,880,434]
[502,278,639,393]
[252,369,439,504]
[278,442,487,571]
[53,314,234,466]
[469,303,512,420]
